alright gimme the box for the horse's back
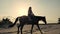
[18,16,30,22]
[17,16,28,19]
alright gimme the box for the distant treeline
[0,18,13,28]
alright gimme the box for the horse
[8,15,47,34]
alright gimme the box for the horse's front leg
[36,24,43,34]
[31,24,34,34]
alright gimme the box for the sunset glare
[0,0,60,23]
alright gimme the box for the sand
[0,24,60,34]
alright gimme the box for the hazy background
[0,0,60,23]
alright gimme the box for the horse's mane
[34,16,45,18]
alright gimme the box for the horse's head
[35,16,47,24]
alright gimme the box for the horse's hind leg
[31,24,34,34]
[36,24,43,34]
[17,24,21,34]
[17,26,20,34]
[20,25,24,34]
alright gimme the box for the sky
[0,0,60,23]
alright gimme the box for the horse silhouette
[8,16,47,34]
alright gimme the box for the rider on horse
[28,7,35,20]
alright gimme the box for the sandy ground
[0,24,60,34]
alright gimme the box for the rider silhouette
[28,7,35,21]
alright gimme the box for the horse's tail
[8,17,19,28]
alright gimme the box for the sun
[18,8,28,16]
